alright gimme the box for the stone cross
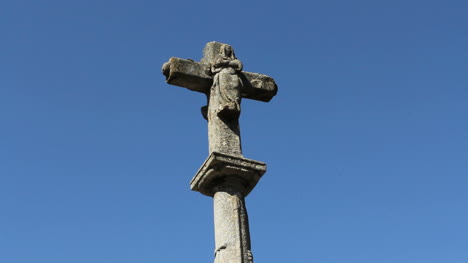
[162,42,277,263]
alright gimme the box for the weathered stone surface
[201,41,227,66]
[239,72,277,102]
[205,42,244,156]
[162,42,278,103]
[213,190,253,263]
[162,57,212,93]
[191,152,267,197]
[162,42,278,156]
[162,41,277,263]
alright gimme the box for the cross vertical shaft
[203,42,243,156]
[162,42,277,263]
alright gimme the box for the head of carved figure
[221,44,236,60]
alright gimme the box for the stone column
[213,183,252,263]
[191,152,266,263]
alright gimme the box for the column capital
[191,152,267,197]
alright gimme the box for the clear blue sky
[1,0,467,262]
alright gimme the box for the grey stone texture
[162,42,277,263]
[191,152,266,197]
[213,190,253,263]
[163,42,277,156]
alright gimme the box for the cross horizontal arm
[162,57,212,94]
[162,57,278,102]
[239,71,278,102]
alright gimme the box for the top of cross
[163,42,278,103]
